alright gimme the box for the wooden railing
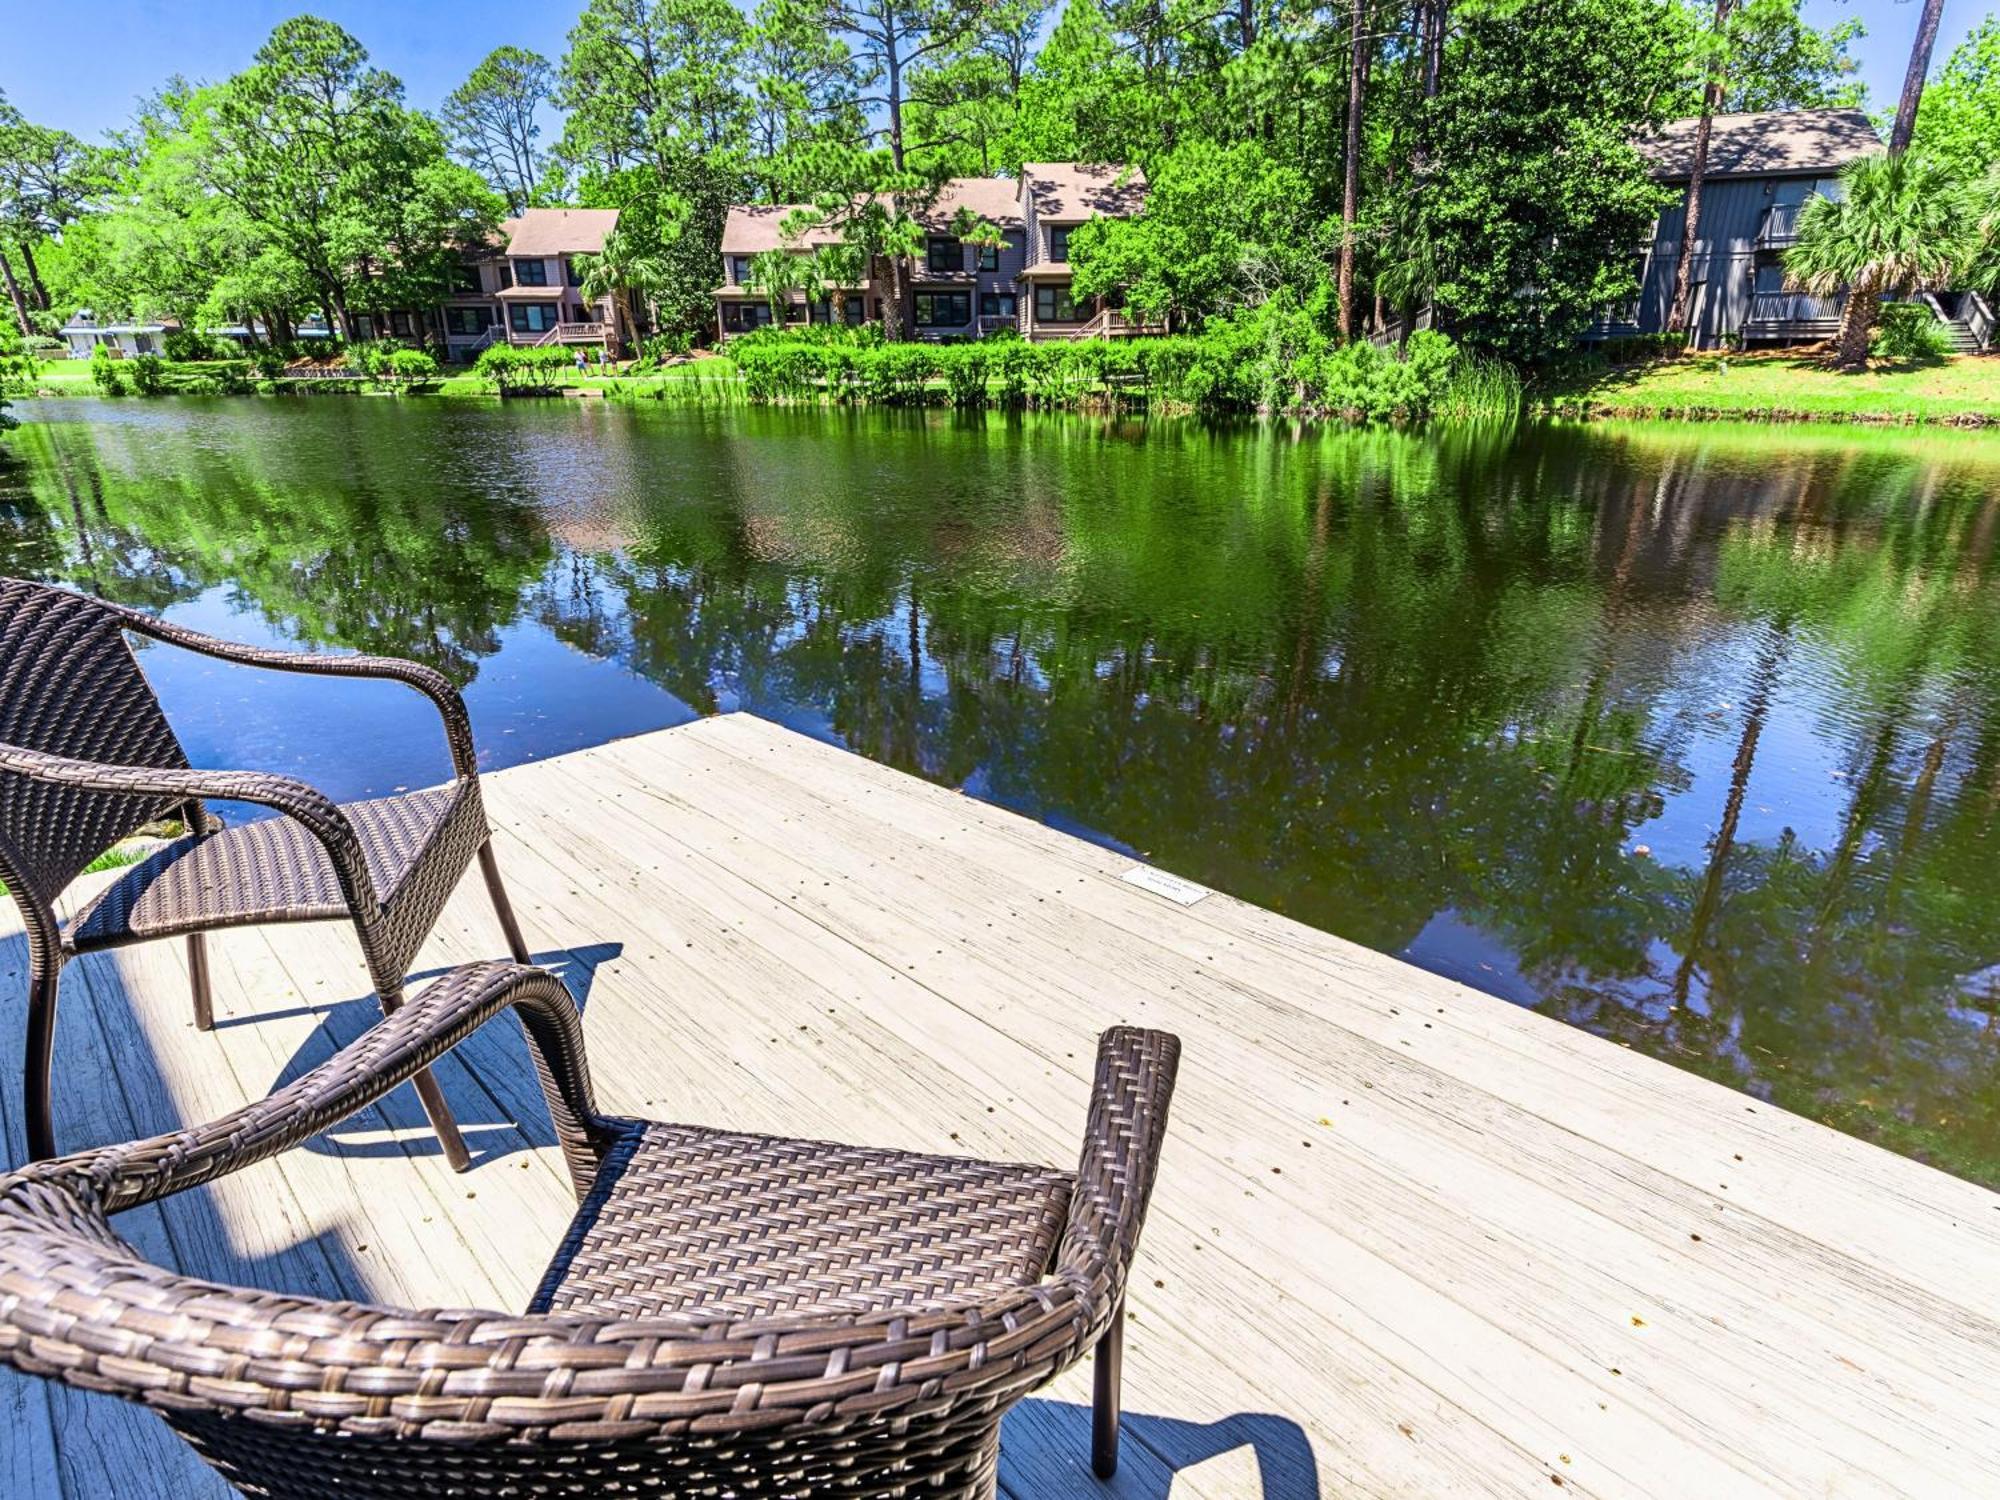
[1746,290,1845,326]
[529,321,610,346]
[1755,202,1808,249]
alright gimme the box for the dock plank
[4,712,1998,1498]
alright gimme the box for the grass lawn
[1535,349,2000,425]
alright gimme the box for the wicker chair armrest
[115,609,479,778]
[0,740,380,924]
[78,962,605,1212]
[1055,1026,1181,1316]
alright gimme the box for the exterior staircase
[1923,293,1993,354]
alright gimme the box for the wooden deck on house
[6,712,2000,1498]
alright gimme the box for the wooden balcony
[1743,289,1845,342]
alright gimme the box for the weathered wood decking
[5,712,1999,1498]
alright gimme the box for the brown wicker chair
[0,961,1181,1498]
[0,577,532,1170]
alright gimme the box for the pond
[5,397,1999,1185]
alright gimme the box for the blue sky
[0,0,1989,141]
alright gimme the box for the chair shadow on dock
[1001,1399,1320,1498]
[278,940,624,1165]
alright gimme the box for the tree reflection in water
[3,402,1997,1182]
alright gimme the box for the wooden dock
[5,713,1999,1498]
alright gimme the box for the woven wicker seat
[66,786,465,947]
[0,578,534,1170]
[0,963,1182,1499]
[533,1121,1077,1321]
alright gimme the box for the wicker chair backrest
[0,579,191,910]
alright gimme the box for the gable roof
[925,176,1023,230]
[1021,163,1147,222]
[1636,108,1881,182]
[504,207,621,258]
[720,204,847,254]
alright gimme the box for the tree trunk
[1889,0,1946,154]
[1832,273,1879,370]
[1667,0,1732,340]
[880,254,908,342]
[1338,0,1369,340]
[0,250,31,336]
[16,240,51,311]
[1671,624,1787,1007]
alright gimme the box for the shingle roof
[925,176,1023,230]
[1021,163,1147,222]
[1636,108,1881,181]
[504,208,621,257]
[720,204,847,254]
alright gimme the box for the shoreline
[23,357,2000,433]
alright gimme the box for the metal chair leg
[476,840,533,964]
[189,932,213,1031]
[378,984,471,1172]
[24,955,60,1163]
[1092,1300,1125,1480]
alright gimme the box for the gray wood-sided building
[1599,108,1881,349]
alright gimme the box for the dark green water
[6,398,1999,1182]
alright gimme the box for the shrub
[89,344,126,395]
[384,347,441,385]
[1872,302,1951,362]
[635,332,696,369]
[475,342,573,392]
[163,329,232,361]
[127,354,167,394]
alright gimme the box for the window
[731,256,754,285]
[450,263,482,294]
[1048,226,1071,261]
[445,306,492,335]
[843,293,866,325]
[977,241,1000,272]
[508,302,560,333]
[913,290,971,327]
[516,258,549,286]
[1034,284,1081,323]
[351,315,376,341]
[784,300,808,323]
[133,333,153,354]
[927,237,962,274]
[389,311,414,337]
[979,291,1016,321]
[721,301,775,332]
[565,257,583,287]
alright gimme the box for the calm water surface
[5,398,1999,1182]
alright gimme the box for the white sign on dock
[1119,864,1212,906]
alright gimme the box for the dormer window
[731,256,754,285]
[927,237,961,274]
[516,258,550,286]
[977,241,1000,272]
[1049,227,1071,262]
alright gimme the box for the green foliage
[1871,303,1951,362]
[162,328,231,361]
[443,47,554,213]
[1786,152,1974,307]
[1069,141,1321,330]
[0,322,32,433]
[1382,0,1680,362]
[727,320,1506,423]
[89,343,125,394]
[126,353,166,394]
[475,342,575,391]
[1911,17,2000,185]
[384,347,442,384]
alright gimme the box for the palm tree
[1784,151,1970,371]
[575,227,668,358]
